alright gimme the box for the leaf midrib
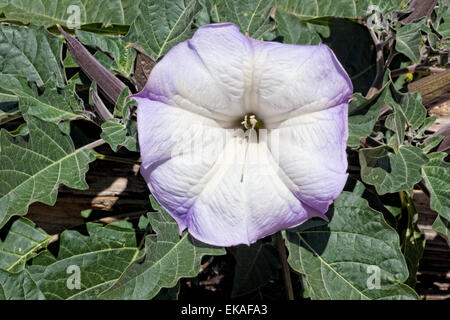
[298,233,371,300]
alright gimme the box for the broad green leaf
[416,116,437,139]
[100,87,138,152]
[0,218,52,272]
[230,241,280,297]
[213,0,275,39]
[422,152,450,221]
[359,145,428,195]
[0,269,44,300]
[101,196,226,299]
[432,215,450,246]
[285,191,418,300]
[386,82,427,130]
[28,223,138,300]
[100,118,138,152]
[0,24,65,87]
[197,0,220,26]
[394,18,426,64]
[275,9,320,44]
[385,107,406,148]
[276,0,402,20]
[126,0,202,60]
[0,116,96,228]
[0,75,86,130]
[0,0,140,29]
[348,89,387,148]
[436,1,450,39]
[75,30,136,77]
[418,136,444,153]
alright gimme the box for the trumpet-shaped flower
[134,23,353,247]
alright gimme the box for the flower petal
[269,103,349,214]
[134,23,253,126]
[141,133,321,246]
[251,39,353,126]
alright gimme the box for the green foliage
[432,215,450,246]
[0,24,65,87]
[276,0,403,20]
[285,191,418,300]
[100,88,138,152]
[348,90,387,148]
[422,153,450,221]
[0,269,43,300]
[75,30,136,77]
[201,0,275,39]
[0,0,140,29]
[0,75,86,128]
[101,196,226,299]
[0,116,95,228]
[394,18,426,63]
[0,218,51,272]
[28,223,138,300]
[126,0,202,59]
[359,145,428,195]
[0,0,448,301]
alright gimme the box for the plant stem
[94,151,141,165]
[274,231,294,300]
[77,138,106,151]
[366,27,386,99]
[391,64,446,77]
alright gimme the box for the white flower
[134,23,353,247]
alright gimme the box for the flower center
[241,114,263,130]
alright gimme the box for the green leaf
[213,0,275,39]
[359,145,428,195]
[0,116,96,228]
[394,18,426,64]
[75,30,136,77]
[422,152,450,221]
[285,191,418,300]
[386,83,427,130]
[0,218,52,272]
[100,118,138,152]
[126,0,202,60]
[101,196,226,299]
[275,0,402,20]
[418,135,444,153]
[28,223,138,300]
[0,0,140,29]
[275,9,320,44]
[416,115,437,139]
[385,107,406,148]
[100,87,138,152]
[0,75,86,127]
[230,241,280,297]
[432,215,450,246]
[0,24,65,87]
[348,89,387,148]
[0,269,44,300]
[436,1,450,39]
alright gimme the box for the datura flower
[134,23,353,247]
